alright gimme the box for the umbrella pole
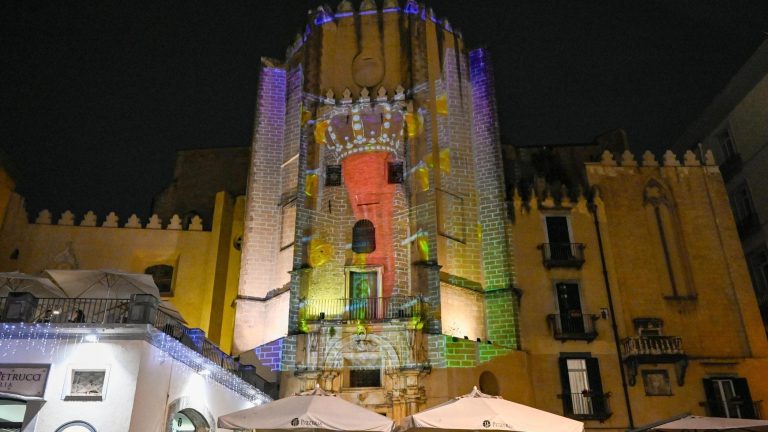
[103,274,112,324]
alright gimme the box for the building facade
[1,3,767,432]
[673,40,768,334]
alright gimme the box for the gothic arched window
[352,219,376,254]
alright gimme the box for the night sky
[1,1,767,221]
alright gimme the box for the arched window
[55,420,97,432]
[352,219,376,254]
[145,264,174,295]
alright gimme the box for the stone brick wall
[484,289,519,350]
[253,338,283,371]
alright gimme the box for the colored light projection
[323,103,405,161]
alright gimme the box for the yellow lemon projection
[423,148,451,174]
[300,104,312,126]
[405,111,423,138]
[304,173,318,197]
[314,120,329,144]
[415,165,430,191]
[308,238,334,267]
[436,93,448,115]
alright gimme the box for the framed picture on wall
[642,369,672,396]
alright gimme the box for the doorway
[170,408,210,432]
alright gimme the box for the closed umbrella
[218,385,396,432]
[653,415,768,432]
[402,387,584,432]
[0,272,66,298]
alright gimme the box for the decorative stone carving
[81,211,97,227]
[642,151,659,167]
[376,87,388,102]
[644,179,669,207]
[601,150,617,166]
[443,18,452,31]
[359,87,370,102]
[125,214,142,228]
[168,214,182,230]
[341,88,352,104]
[704,149,716,166]
[53,241,78,270]
[103,212,119,228]
[621,150,637,166]
[36,209,52,224]
[58,211,75,226]
[683,150,700,166]
[383,0,399,9]
[663,150,680,166]
[325,89,335,104]
[337,0,353,12]
[146,214,162,229]
[189,215,203,231]
[360,0,376,11]
[394,85,405,101]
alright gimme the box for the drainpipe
[589,200,634,429]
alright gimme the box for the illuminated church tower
[234,0,518,415]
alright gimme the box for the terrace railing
[300,296,423,322]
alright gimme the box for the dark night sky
[1,1,767,221]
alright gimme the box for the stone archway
[166,397,215,432]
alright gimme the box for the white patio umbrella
[401,387,584,432]
[218,385,396,432]
[0,272,67,298]
[653,415,768,432]
[159,300,187,324]
[44,269,160,299]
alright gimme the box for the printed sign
[0,365,50,397]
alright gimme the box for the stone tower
[234,1,518,417]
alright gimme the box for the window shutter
[558,358,573,415]
[733,378,756,419]
[703,379,725,417]
[585,358,605,415]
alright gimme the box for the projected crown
[320,103,405,161]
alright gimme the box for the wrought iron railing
[33,297,131,324]
[547,313,599,341]
[620,336,684,358]
[300,296,423,321]
[539,243,585,268]
[700,399,763,420]
[560,392,612,421]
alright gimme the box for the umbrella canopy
[159,300,187,324]
[0,272,67,298]
[44,269,160,299]
[653,415,768,432]
[401,387,584,432]
[218,385,396,432]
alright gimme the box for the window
[545,216,574,260]
[730,183,758,237]
[0,398,26,430]
[352,219,376,253]
[348,369,381,388]
[326,165,342,186]
[703,377,756,419]
[559,356,609,419]
[746,247,768,308]
[55,421,97,432]
[634,318,664,337]
[555,282,585,334]
[345,266,382,320]
[388,162,404,184]
[144,265,174,295]
[718,129,737,161]
[64,368,108,401]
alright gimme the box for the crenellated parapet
[592,148,718,170]
[33,209,204,231]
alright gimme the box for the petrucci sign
[0,365,51,398]
[290,417,323,428]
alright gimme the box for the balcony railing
[560,392,612,421]
[300,296,423,322]
[700,399,763,420]
[621,336,684,358]
[547,313,599,342]
[539,243,585,269]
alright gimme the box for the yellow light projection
[314,120,329,144]
[424,148,451,174]
[308,238,334,267]
[436,93,448,115]
[304,173,318,197]
[405,111,424,138]
[415,165,430,191]
[417,234,430,261]
[300,104,312,126]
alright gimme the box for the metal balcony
[299,296,423,322]
[539,243,585,269]
[621,336,688,386]
[547,313,599,342]
[560,392,612,421]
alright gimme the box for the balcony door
[556,282,584,334]
[545,216,573,260]
[346,267,382,320]
[703,377,756,419]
